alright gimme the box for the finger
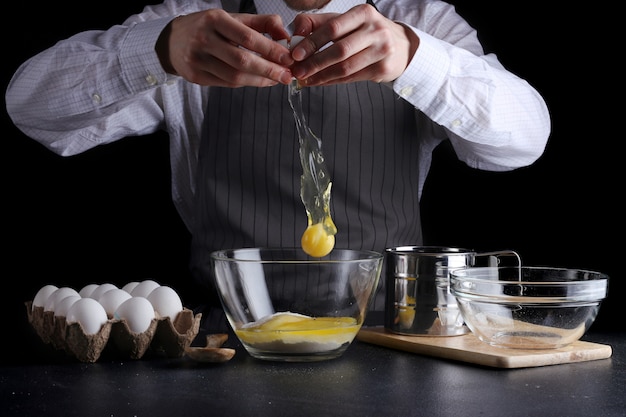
[291,5,375,61]
[224,14,293,65]
[217,43,294,85]
[238,13,292,43]
[170,10,293,86]
[186,53,283,87]
[291,30,375,81]
[297,49,379,86]
[199,43,293,86]
[290,13,341,62]
[301,63,385,87]
[201,16,293,85]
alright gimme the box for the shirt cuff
[119,17,175,94]
[391,28,451,118]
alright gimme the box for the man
[6,0,550,326]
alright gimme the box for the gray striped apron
[190,0,423,320]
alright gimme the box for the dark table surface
[2,324,625,417]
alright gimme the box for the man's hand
[157,9,295,87]
[289,4,420,86]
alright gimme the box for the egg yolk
[301,218,336,258]
[236,312,359,347]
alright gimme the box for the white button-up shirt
[5,0,551,233]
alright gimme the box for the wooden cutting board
[356,327,612,369]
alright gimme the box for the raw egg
[98,288,132,318]
[54,295,82,318]
[66,298,109,335]
[44,287,80,313]
[78,283,99,298]
[301,222,335,258]
[88,283,118,301]
[122,281,140,294]
[114,297,156,334]
[32,284,58,310]
[236,312,359,353]
[147,286,183,321]
[130,280,161,298]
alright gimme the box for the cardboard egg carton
[25,301,201,363]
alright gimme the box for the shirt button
[451,119,462,127]
[145,74,158,86]
[399,86,414,97]
[92,93,102,104]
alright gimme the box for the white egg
[44,287,80,312]
[98,289,132,318]
[122,281,140,294]
[32,284,59,310]
[147,286,183,321]
[130,279,161,298]
[54,295,82,317]
[66,298,108,335]
[78,283,100,298]
[114,297,156,334]
[88,283,118,301]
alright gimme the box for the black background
[2,1,621,360]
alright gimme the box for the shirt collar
[255,0,366,33]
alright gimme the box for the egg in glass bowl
[449,266,609,349]
[210,248,383,362]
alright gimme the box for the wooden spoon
[184,334,236,363]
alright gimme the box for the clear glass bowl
[450,266,609,349]
[211,248,383,361]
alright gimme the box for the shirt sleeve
[386,1,551,171]
[5,0,213,156]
